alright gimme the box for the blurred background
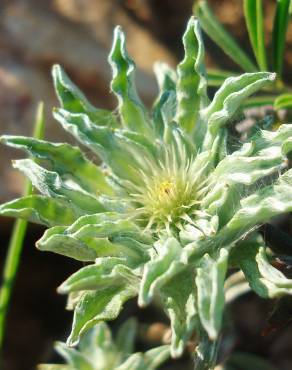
[1,1,292,369]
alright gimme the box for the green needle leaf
[274,93,292,110]
[244,0,268,71]
[0,102,45,349]
[207,69,238,87]
[272,0,292,77]
[195,0,257,72]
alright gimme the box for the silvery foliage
[39,319,169,370]
[2,17,292,361]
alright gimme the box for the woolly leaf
[13,159,107,214]
[1,135,114,196]
[153,62,177,96]
[54,342,93,370]
[52,64,117,126]
[115,345,170,370]
[202,72,275,149]
[37,213,150,262]
[58,257,139,293]
[175,17,208,133]
[115,318,137,358]
[236,238,292,298]
[108,26,151,135]
[138,237,184,307]
[161,269,197,358]
[0,195,79,226]
[196,248,228,340]
[67,285,137,346]
[152,91,176,138]
[53,109,146,184]
[38,365,71,370]
[217,169,292,246]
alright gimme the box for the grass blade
[243,95,277,108]
[0,102,45,350]
[194,0,257,72]
[272,0,292,77]
[244,0,268,71]
[274,93,292,110]
[207,68,238,87]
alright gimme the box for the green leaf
[67,285,137,346]
[152,62,177,137]
[274,93,292,110]
[193,327,220,370]
[243,95,277,108]
[216,169,292,247]
[207,69,237,87]
[195,1,257,72]
[138,237,184,307]
[13,159,107,214]
[108,26,151,136]
[161,269,197,358]
[53,109,147,184]
[140,346,170,370]
[78,322,113,358]
[37,213,150,262]
[0,136,114,196]
[54,342,93,370]
[58,257,139,293]
[0,195,79,226]
[196,248,228,340]
[152,91,176,138]
[202,72,275,149]
[36,225,97,261]
[115,318,137,358]
[0,102,45,351]
[116,346,170,370]
[52,64,117,126]
[38,365,72,370]
[211,143,284,186]
[272,0,292,76]
[244,0,267,71]
[153,62,176,96]
[236,238,292,298]
[175,17,208,133]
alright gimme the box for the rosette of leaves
[39,319,169,370]
[2,17,292,368]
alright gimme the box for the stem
[0,103,45,353]
[193,328,221,370]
